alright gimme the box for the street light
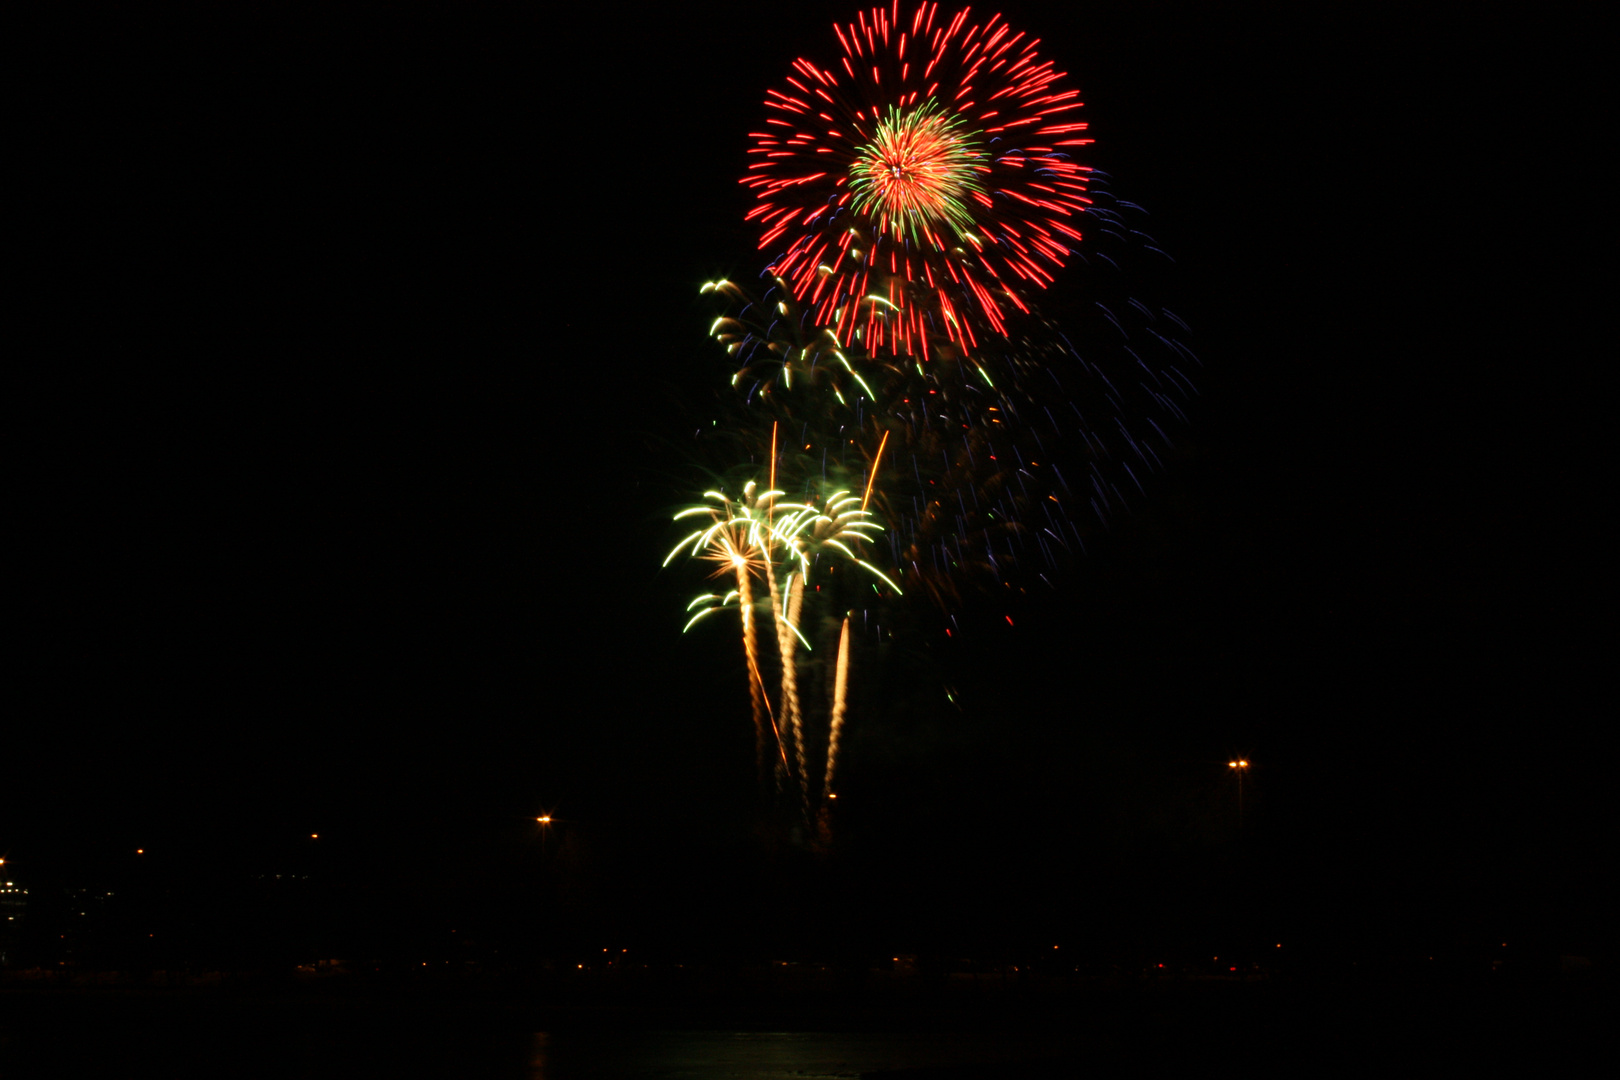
[1228,760,1249,826]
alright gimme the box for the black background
[12,1,1606,968]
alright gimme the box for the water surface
[527,1029,1081,1078]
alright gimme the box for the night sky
[14,1,1605,965]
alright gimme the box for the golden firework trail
[862,430,890,513]
[816,611,854,848]
[824,612,852,798]
[762,542,808,804]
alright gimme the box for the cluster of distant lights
[5,812,1524,973]
[576,947,632,970]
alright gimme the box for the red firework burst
[744,1,1094,357]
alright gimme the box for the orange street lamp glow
[1229,759,1250,824]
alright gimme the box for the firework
[744,1,1093,351]
[669,4,1191,842]
[774,489,900,593]
[668,472,904,820]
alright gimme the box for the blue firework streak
[699,173,1194,608]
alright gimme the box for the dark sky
[14,2,1605,954]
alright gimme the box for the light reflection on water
[527,1029,1080,1079]
[1,1015,1080,1078]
